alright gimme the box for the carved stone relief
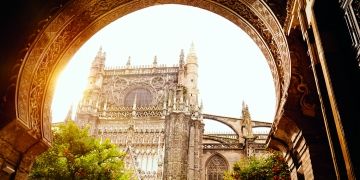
[102,73,176,107]
[352,0,360,23]
[263,0,288,26]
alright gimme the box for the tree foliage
[224,150,290,180]
[29,120,131,180]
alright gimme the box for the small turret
[178,49,185,85]
[179,49,185,66]
[185,42,199,109]
[88,46,106,89]
[186,42,198,64]
[242,101,253,137]
[242,101,251,119]
[83,46,106,114]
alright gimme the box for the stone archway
[1,0,358,179]
[2,0,319,179]
[8,0,291,178]
[17,0,290,146]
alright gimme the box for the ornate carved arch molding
[16,0,290,144]
[208,0,291,113]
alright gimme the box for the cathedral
[1,1,360,179]
[74,44,272,179]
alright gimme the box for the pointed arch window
[206,154,228,180]
[124,88,153,106]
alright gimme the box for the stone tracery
[206,154,228,180]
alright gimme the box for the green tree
[29,120,131,180]
[224,150,290,180]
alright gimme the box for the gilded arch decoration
[15,0,291,144]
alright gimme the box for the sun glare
[51,56,92,122]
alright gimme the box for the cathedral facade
[75,44,272,180]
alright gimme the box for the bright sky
[51,4,276,132]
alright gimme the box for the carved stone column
[188,119,204,180]
[163,112,190,180]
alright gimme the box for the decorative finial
[179,49,185,65]
[242,101,251,121]
[126,56,131,66]
[241,101,253,138]
[186,42,198,64]
[189,41,195,54]
[153,55,158,66]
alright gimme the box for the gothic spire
[97,46,103,56]
[153,55,158,66]
[179,49,185,65]
[189,41,195,53]
[126,56,131,66]
[184,42,199,108]
[88,46,105,90]
[242,101,251,120]
[186,42,198,64]
[242,101,253,137]
[178,49,186,85]
[92,46,106,66]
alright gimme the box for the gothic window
[124,88,153,106]
[206,154,228,180]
